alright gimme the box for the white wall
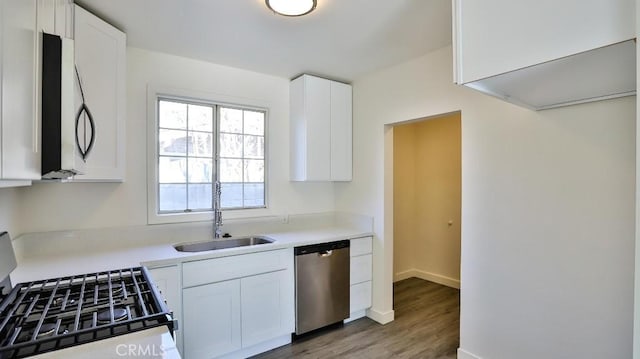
[0,188,20,236]
[336,45,635,358]
[15,47,335,234]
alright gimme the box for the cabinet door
[330,81,352,181]
[1,0,39,180]
[183,280,241,359]
[290,75,352,182]
[291,75,331,181]
[148,266,182,354]
[303,75,331,181]
[72,5,126,182]
[240,270,293,348]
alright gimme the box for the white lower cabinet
[147,266,183,354]
[350,254,372,285]
[350,281,372,313]
[349,237,373,319]
[240,271,291,348]
[181,249,294,359]
[183,280,242,359]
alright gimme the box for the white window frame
[147,85,270,225]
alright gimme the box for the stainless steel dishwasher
[295,240,350,335]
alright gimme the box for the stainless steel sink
[173,236,274,252]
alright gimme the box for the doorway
[392,112,461,287]
[390,112,461,357]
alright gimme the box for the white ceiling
[76,0,452,82]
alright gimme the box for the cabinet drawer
[183,249,290,288]
[350,254,372,285]
[350,237,372,257]
[350,281,372,313]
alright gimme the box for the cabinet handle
[75,66,95,161]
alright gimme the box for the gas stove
[0,233,175,358]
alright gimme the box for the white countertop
[11,226,372,283]
[6,213,372,359]
[32,326,180,359]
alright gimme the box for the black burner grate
[0,267,173,358]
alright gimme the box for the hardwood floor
[252,278,460,359]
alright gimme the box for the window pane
[188,104,213,132]
[244,135,264,159]
[159,157,186,183]
[159,184,186,211]
[188,158,213,183]
[188,184,212,210]
[244,111,264,136]
[221,183,243,208]
[244,159,264,183]
[159,100,187,129]
[188,132,213,157]
[159,129,187,156]
[243,183,264,207]
[220,134,243,158]
[156,99,268,215]
[220,108,242,133]
[220,159,243,182]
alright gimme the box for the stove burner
[97,283,123,296]
[0,267,173,358]
[35,296,76,310]
[36,323,57,338]
[97,307,127,323]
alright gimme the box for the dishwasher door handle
[319,250,333,257]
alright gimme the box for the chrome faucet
[213,180,223,239]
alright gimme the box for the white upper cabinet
[330,81,353,181]
[36,0,72,38]
[453,0,636,110]
[72,5,126,182]
[0,0,39,183]
[290,74,352,182]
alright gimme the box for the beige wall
[393,114,461,287]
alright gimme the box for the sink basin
[174,236,274,252]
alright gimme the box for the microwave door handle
[74,66,95,161]
[75,103,95,161]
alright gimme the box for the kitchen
[0,0,637,359]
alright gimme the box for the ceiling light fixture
[265,0,317,17]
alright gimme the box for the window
[155,97,266,216]
[218,107,266,209]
